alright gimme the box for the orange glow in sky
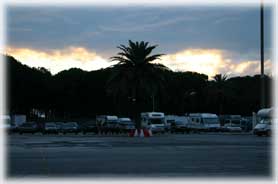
[6,47,272,78]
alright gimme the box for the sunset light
[6,47,272,78]
[6,47,116,74]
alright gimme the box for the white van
[253,108,272,136]
[165,115,191,132]
[141,112,165,133]
[189,113,221,132]
[96,115,119,133]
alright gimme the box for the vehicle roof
[63,122,78,125]
[165,115,187,120]
[189,113,218,118]
[257,108,272,118]
[106,116,118,120]
[119,118,131,121]
[141,112,165,117]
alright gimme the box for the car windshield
[150,119,163,124]
[260,119,271,125]
[121,121,133,125]
[231,120,241,125]
[55,123,64,127]
[230,123,240,127]
[63,123,77,127]
[175,121,185,125]
[107,120,118,123]
[46,123,56,127]
[203,118,219,124]
[23,123,36,127]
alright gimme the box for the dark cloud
[6,5,273,60]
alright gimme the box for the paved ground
[6,133,272,178]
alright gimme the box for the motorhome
[165,115,191,132]
[96,115,119,134]
[141,112,165,133]
[118,118,135,133]
[220,115,242,132]
[253,108,272,136]
[189,113,221,132]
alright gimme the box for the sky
[5,5,273,78]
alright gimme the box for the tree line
[4,44,272,121]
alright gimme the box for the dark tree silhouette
[213,74,228,86]
[5,54,272,121]
[107,40,167,128]
[212,74,229,115]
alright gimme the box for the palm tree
[213,74,228,87]
[107,40,167,128]
[212,74,228,115]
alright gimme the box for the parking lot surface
[6,133,271,178]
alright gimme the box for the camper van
[118,117,135,133]
[253,108,272,136]
[220,115,242,132]
[189,113,221,132]
[96,115,119,134]
[165,115,191,133]
[141,112,165,133]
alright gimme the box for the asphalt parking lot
[6,133,272,178]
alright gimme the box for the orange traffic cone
[143,128,150,137]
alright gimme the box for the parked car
[221,123,242,132]
[240,117,253,132]
[43,122,59,134]
[189,113,221,132]
[61,122,80,134]
[253,108,272,137]
[118,118,135,133]
[105,121,121,134]
[55,122,64,132]
[170,121,190,133]
[18,122,38,134]
[80,121,98,134]
[253,119,271,136]
[96,115,119,134]
[165,115,190,132]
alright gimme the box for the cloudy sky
[5,5,273,78]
